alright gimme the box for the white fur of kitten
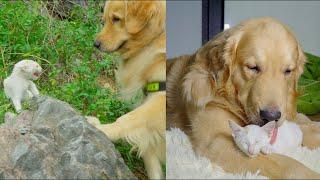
[228,120,302,157]
[3,59,42,113]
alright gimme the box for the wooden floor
[308,114,320,122]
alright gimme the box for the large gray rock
[0,96,136,179]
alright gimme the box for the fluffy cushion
[166,128,320,179]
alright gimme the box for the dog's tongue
[270,127,278,145]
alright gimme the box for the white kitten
[4,59,42,113]
[228,120,302,157]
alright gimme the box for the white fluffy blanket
[166,128,320,179]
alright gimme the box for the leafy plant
[298,53,320,115]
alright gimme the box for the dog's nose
[260,108,281,124]
[93,41,101,49]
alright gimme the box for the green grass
[0,1,145,176]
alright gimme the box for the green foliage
[298,53,320,115]
[115,140,146,171]
[0,1,130,122]
[0,1,144,175]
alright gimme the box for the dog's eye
[284,69,292,75]
[247,65,260,73]
[112,16,120,23]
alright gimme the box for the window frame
[202,0,225,44]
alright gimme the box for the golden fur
[167,17,320,178]
[87,1,166,179]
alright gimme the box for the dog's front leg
[88,92,166,141]
[142,146,163,179]
[86,116,122,141]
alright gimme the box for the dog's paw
[86,116,101,127]
[86,116,122,141]
[101,124,122,141]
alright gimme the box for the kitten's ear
[15,63,29,72]
[262,121,276,135]
[21,65,29,72]
[228,120,243,137]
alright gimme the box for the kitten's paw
[34,90,40,96]
[27,91,34,99]
[261,146,273,154]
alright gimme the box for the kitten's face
[235,125,269,157]
[229,120,275,157]
[16,60,42,80]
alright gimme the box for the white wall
[225,1,320,56]
[167,1,202,58]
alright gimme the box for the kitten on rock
[4,59,42,113]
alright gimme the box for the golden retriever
[87,1,166,179]
[167,17,320,178]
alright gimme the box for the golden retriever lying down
[87,1,166,179]
[167,17,320,178]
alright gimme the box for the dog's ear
[125,1,158,34]
[223,28,243,73]
[182,63,214,108]
[287,43,306,120]
[182,29,240,108]
[295,43,306,88]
